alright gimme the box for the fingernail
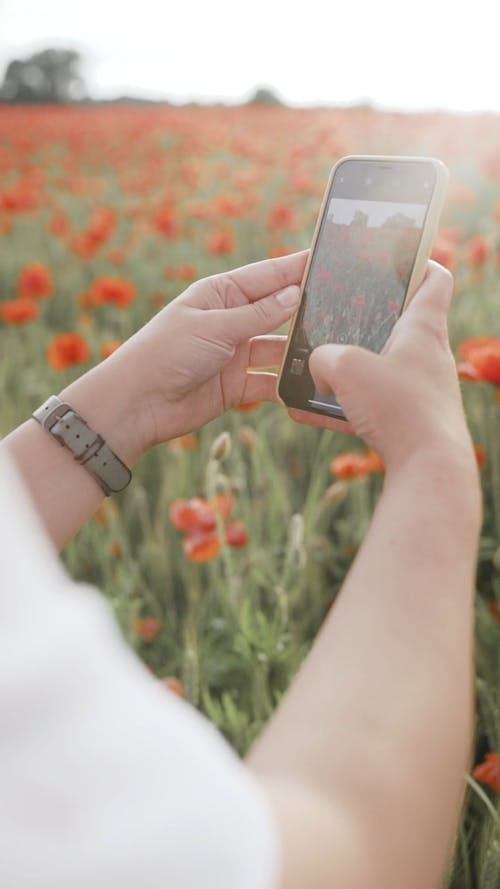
[275,285,300,308]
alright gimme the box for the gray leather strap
[32,395,131,496]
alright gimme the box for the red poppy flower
[0,297,39,325]
[235,401,261,412]
[47,332,90,370]
[466,343,500,386]
[88,276,137,308]
[183,530,220,562]
[363,450,385,473]
[330,452,369,479]
[487,599,500,622]
[270,246,296,258]
[49,210,70,237]
[167,433,199,451]
[474,444,486,469]
[18,262,53,299]
[467,235,490,266]
[268,203,297,229]
[133,617,161,642]
[89,206,116,239]
[212,492,234,521]
[330,449,384,479]
[100,339,122,359]
[69,230,102,259]
[152,204,180,238]
[164,263,197,281]
[213,193,245,217]
[169,498,216,532]
[206,228,236,255]
[472,752,500,792]
[0,217,12,236]
[458,336,499,361]
[315,269,333,281]
[107,247,127,265]
[68,207,117,258]
[226,520,248,547]
[1,182,40,213]
[457,362,482,382]
[160,676,185,697]
[431,237,456,270]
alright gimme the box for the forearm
[247,448,482,888]
[2,355,146,550]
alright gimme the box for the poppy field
[0,102,499,885]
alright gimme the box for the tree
[351,210,369,227]
[0,49,86,103]
[246,86,283,105]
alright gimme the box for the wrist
[58,353,150,469]
[385,441,483,529]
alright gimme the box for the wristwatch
[32,395,132,496]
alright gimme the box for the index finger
[220,250,309,302]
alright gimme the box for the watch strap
[32,395,131,496]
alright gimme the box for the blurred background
[1,0,499,112]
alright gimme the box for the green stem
[486,399,500,541]
[301,429,336,533]
[182,564,201,706]
[464,774,500,832]
[351,477,370,544]
[205,456,241,607]
[457,819,473,889]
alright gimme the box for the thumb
[309,342,382,401]
[210,285,301,344]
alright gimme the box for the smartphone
[277,155,449,420]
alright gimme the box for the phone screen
[279,158,438,418]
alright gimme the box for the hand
[96,251,308,456]
[291,262,477,473]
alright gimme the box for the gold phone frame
[276,154,449,418]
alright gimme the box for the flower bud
[209,430,232,462]
[239,425,257,450]
[321,481,349,508]
[289,513,304,552]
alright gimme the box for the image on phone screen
[279,158,437,418]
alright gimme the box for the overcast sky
[1,0,499,112]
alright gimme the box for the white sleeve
[0,452,281,889]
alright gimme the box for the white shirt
[0,452,280,889]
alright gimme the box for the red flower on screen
[352,294,366,306]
